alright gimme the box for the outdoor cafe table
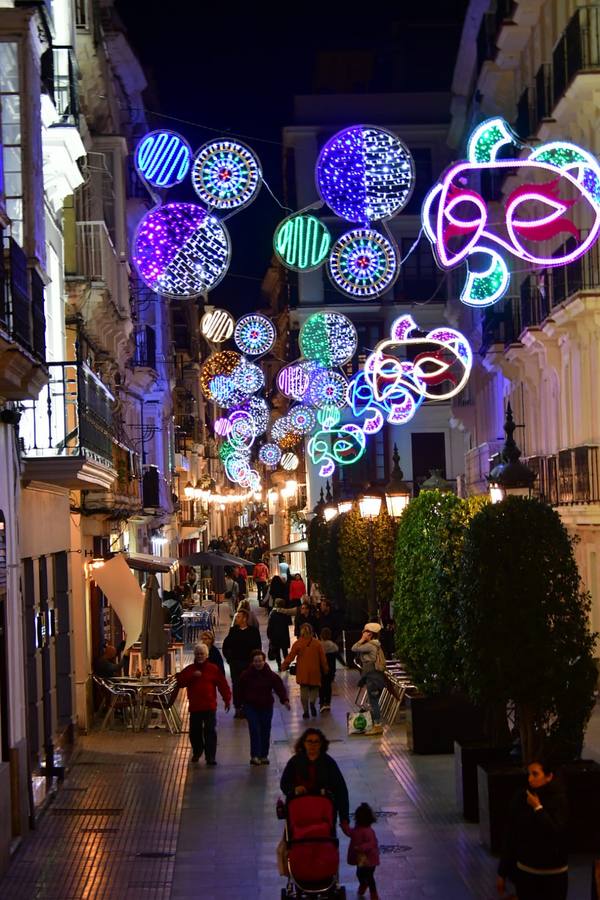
[109,678,173,730]
[181,607,214,643]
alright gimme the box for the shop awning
[89,554,145,650]
[125,552,179,573]
[269,539,308,554]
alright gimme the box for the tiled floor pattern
[1,599,598,899]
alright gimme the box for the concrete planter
[454,740,509,822]
[406,692,485,755]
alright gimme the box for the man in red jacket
[176,642,231,764]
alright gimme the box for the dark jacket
[222,624,262,665]
[280,752,350,822]
[176,661,231,713]
[267,609,291,651]
[315,610,341,640]
[94,656,125,679]
[498,777,569,878]
[239,664,288,709]
[208,645,225,674]
[294,610,318,638]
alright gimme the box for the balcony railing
[526,445,600,506]
[134,325,157,370]
[553,6,600,104]
[0,235,46,361]
[19,361,115,466]
[531,63,553,132]
[74,221,129,314]
[41,46,79,126]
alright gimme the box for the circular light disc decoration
[281,452,299,471]
[278,431,302,451]
[299,311,357,367]
[287,404,316,435]
[133,203,231,298]
[328,228,398,300]
[191,139,262,212]
[315,125,415,223]
[258,443,282,467]
[234,313,276,357]
[308,369,348,409]
[135,130,191,188]
[200,350,241,401]
[273,213,331,272]
[271,417,292,443]
[232,359,265,395]
[245,396,270,434]
[201,308,235,343]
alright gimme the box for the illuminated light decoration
[422,118,600,307]
[234,313,276,357]
[208,375,245,408]
[231,359,265,395]
[258,443,282,467]
[273,213,331,271]
[201,308,235,343]
[191,139,262,212]
[135,130,192,188]
[277,360,323,401]
[278,431,302,451]
[271,417,292,443]
[280,452,299,472]
[308,369,348,409]
[227,409,256,447]
[200,350,241,401]
[133,203,231,298]
[308,421,367,478]
[219,440,242,463]
[245,396,270,434]
[299,311,357,367]
[287,404,316,435]
[328,228,398,300]
[315,125,415,223]
[213,417,231,437]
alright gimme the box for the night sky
[116,2,469,314]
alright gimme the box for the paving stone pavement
[0,599,598,899]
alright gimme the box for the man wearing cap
[352,623,386,734]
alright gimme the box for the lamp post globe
[488,402,537,502]
[385,445,412,517]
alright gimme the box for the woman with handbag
[282,623,328,719]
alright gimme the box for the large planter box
[338,629,362,668]
[562,759,600,851]
[406,693,485,755]
[477,762,525,853]
[454,741,510,822]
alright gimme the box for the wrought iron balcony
[70,221,129,315]
[133,325,157,370]
[41,46,79,126]
[553,6,600,105]
[19,361,118,489]
[526,445,600,506]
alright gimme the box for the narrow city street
[1,603,598,900]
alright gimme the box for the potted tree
[458,496,598,850]
[393,490,488,755]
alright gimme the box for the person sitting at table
[176,642,231,764]
[94,640,128,679]
[201,630,225,675]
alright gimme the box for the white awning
[90,554,145,650]
[125,552,179,573]
[269,539,308,554]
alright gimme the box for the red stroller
[281,794,346,899]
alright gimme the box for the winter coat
[351,638,382,674]
[294,610,318,638]
[315,610,341,639]
[239,664,289,709]
[321,639,338,678]
[283,636,328,686]
[267,609,292,651]
[498,777,569,878]
[280,752,350,822]
[347,824,380,867]
[176,661,231,712]
[253,562,269,583]
[208,645,225,674]
[222,624,262,665]
[289,578,306,603]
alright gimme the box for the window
[398,236,440,301]
[0,43,23,246]
[344,321,384,375]
[411,432,446,493]
[404,148,433,214]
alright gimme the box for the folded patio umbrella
[141,573,169,660]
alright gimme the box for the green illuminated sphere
[273,213,331,272]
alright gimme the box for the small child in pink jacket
[347,802,380,899]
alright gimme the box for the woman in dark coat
[266,599,294,671]
[222,609,262,717]
[294,600,318,638]
[280,727,350,827]
[268,574,288,609]
[497,757,569,900]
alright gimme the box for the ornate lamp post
[488,402,537,502]
[323,480,339,522]
[421,468,453,493]
[384,445,412,517]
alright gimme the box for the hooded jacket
[351,638,382,673]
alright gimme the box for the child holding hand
[347,802,380,899]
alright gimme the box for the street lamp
[323,481,338,522]
[385,445,412,517]
[421,468,453,493]
[358,485,384,620]
[488,402,537,502]
[313,487,326,518]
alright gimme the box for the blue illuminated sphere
[135,130,192,188]
[316,125,415,224]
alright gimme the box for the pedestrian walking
[176,642,231,765]
[352,623,386,734]
[239,649,290,765]
[347,803,380,900]
[200,630,225,674]
[288,573,307,607]
[253,559,269,606]
[267,574,287,610]
[318,627,338,711]
[497,756,569,900]
[294,599,318,638]
[222,609,262,718]
[266,598,294,670]
[224,569,239,618]
[237,598,260,629]
[315,598,341,639]
[282,623,328,719]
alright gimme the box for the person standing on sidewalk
[318,627,338,711]
[267,599,294,671]
[239,649,290,765]
[176,642,231,765]
[222,609,262,718]
[352,623,386,734]
[282,623,328,719]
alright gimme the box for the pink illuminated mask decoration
[422,117,600,307]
